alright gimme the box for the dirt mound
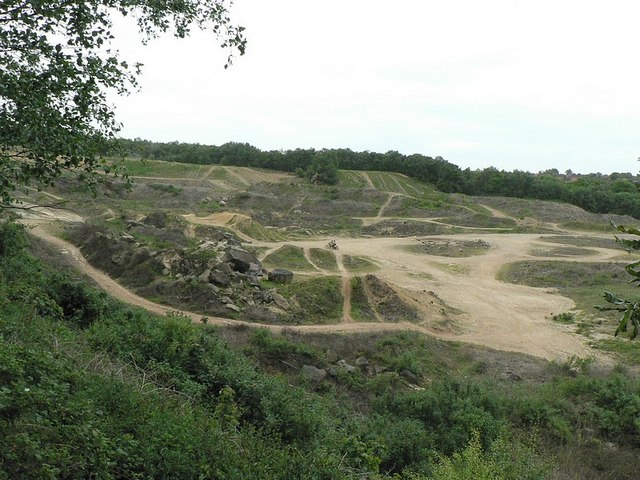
[361,274,418,323]
[362,219,452,237]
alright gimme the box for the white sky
[110,0,640,174]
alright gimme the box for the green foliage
[4,220,640,478]
[0,1,245,204]
[309,248,338,271]
[599,223,640,339]
[149,183,183,195]
[263,245,316,271]
[552,312,576,324]
[0,221,27,256]
[425,430,549,480]
[342,255,378,273]
[377,379,505,456]
[307,155,339,185]
[279,276,344,323]
[250,328,317,359]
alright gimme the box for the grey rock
[502,370,523,382]
[142,211,167,229]
[301,365,327,383]
[220,296,232,304]
[272,293,289,310]
[400,370,419,384]
[248,262,262,275]
[336,360,356,373]
[209,270,230,287]
[355,357,370,368]
[222,248,260,273]
[125,219,143,228]
[268,268,294,284]
[325,350,338,363]
[198,268,211,282]
[247,275,261,287]
[111,250,129,266]
[226,303,240,313]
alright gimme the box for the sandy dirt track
[27,216,620,363]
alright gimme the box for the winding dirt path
[20,208,621,364]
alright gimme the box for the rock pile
[68,213,295,318]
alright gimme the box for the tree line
[121,139,640,218]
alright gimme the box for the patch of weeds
[438,214,517,229]
[552,312,576,324]
[364,274,418,322]
[529,246,598,257]
[498,261,636,323]
[350,276,377,322]
[403,238,491,258]
[575,320,593,336]
[235,218,285,242]
[539,235,619,250]
[149,183,183,195]
[278,276,343,323]
[309,248,338,271]
[249,328,318,360]
[560,221,616,233]
[598,339,640,364]
[343,255,378,273]
[263,245,316,271]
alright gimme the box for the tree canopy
[0,0,245,204]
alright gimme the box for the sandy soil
[18,197,623,364]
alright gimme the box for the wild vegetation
[3,222,640,478]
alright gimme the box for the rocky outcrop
[222,248,260,273]
[268,268,294,284]
[301,365,327,383]
[67,219,307,321]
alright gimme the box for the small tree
[0,1,245,205]
[601,223,640,339]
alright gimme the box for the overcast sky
[110,0,640,174]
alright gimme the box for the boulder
[142,211,167,229]
[226,303,240,313]
[336,359,356,373]
[222,248,260,273]
[268,268,294,284]
[209,270,231,287]
[400,370,419,384]
[301,365,327,383]
[248,262,262,276]
[198,268,211,282]
[111,250,130,266]
[271,292,289,310]
[355,357,370,369]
